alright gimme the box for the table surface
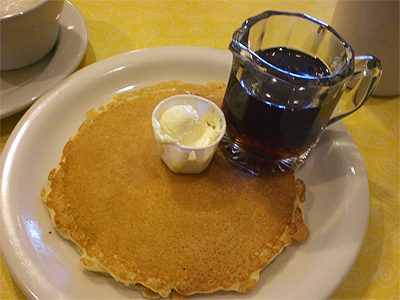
[1,1,399,299]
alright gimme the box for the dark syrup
[222,47,334,161]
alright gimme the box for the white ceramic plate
[0,46,369,300]
[0,0,88,118]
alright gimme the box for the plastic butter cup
[152,94,226,174]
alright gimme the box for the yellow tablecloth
[1,1,399,299]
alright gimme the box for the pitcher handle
[328,56,382,126]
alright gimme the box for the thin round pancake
[42,81,308,298]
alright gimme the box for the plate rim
[0,45,370,300]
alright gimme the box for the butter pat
[158,105,221,147]
[152,95,226,174]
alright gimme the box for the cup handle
[328,56,382,126]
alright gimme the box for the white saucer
[0,0,88,118]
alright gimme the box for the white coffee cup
[1,0,65,70]
[330,0,400,96]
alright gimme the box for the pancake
[42,80,308,298]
